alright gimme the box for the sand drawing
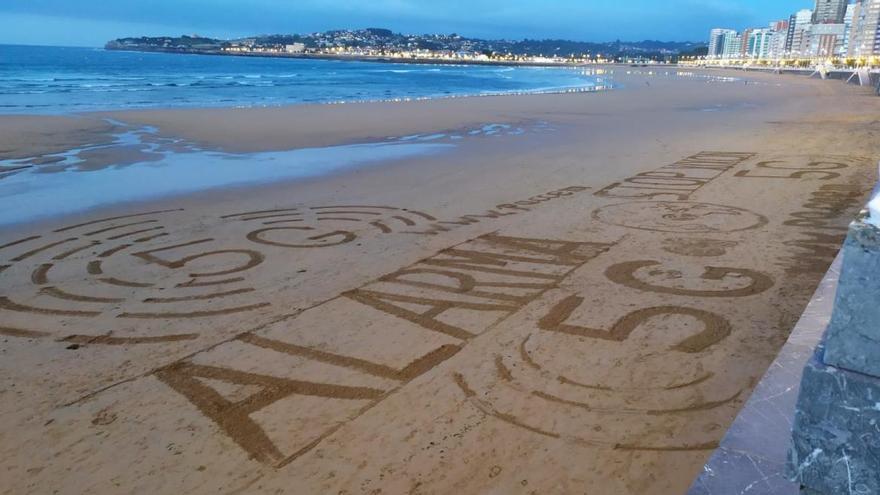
[453,283,745,451]
[0,189,590,349]
[156,361,387,465]
[131,240,265,277]
[226,191,591,242]
[345,234,616,339]
[0,209,270,343]
[0,182,597,466]
[776,182,868,274]
[450,227,838,453]
[734,158,850,181]
[227,205,439,248]
[3,154,815,466]
[538,296,732,353]
[0,205,448,343]
[595,151,756,200]
[247,228,357,249]
[12,151,869,474]
[451,362,737,451]
[662,238,738,257]
[446,153,793,452]
[733,156,867,275]
[3,146,870,482]
[240,333,463,382]
[604,261,775,297]
[150,233,615,466]
[593,201,769,233]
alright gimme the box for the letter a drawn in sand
[156,362,384,466]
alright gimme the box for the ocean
[0,44,607,114]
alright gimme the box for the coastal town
[105,2,880,70]
[106,28,703,65]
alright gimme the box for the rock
[824,217,880,376]
[788,345,880,494]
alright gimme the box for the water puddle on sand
[0,120,455,226]
[390,120,555,142]
[0,118,561,226]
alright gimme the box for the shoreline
[0,77,613,119]
[15,60,877,125]
[1,66,742,162]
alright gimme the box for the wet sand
[1,68,879,494]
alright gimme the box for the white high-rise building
[849,0,880,57]
[843,2,857,55]
[722,32,744,59]
[768,20,791,59]
[708,28,738,58]
[747,29,773,58]
[791,9,815,56]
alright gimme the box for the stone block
[824,217,880,377]
[788,345,880,494]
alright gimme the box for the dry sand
[1,68,879,494]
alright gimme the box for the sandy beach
[1,68,879,494]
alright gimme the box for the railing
[679,56,880,70]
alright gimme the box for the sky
[0,0,810,47]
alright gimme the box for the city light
[691,0,880,69]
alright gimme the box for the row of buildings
[707,0,880,61]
